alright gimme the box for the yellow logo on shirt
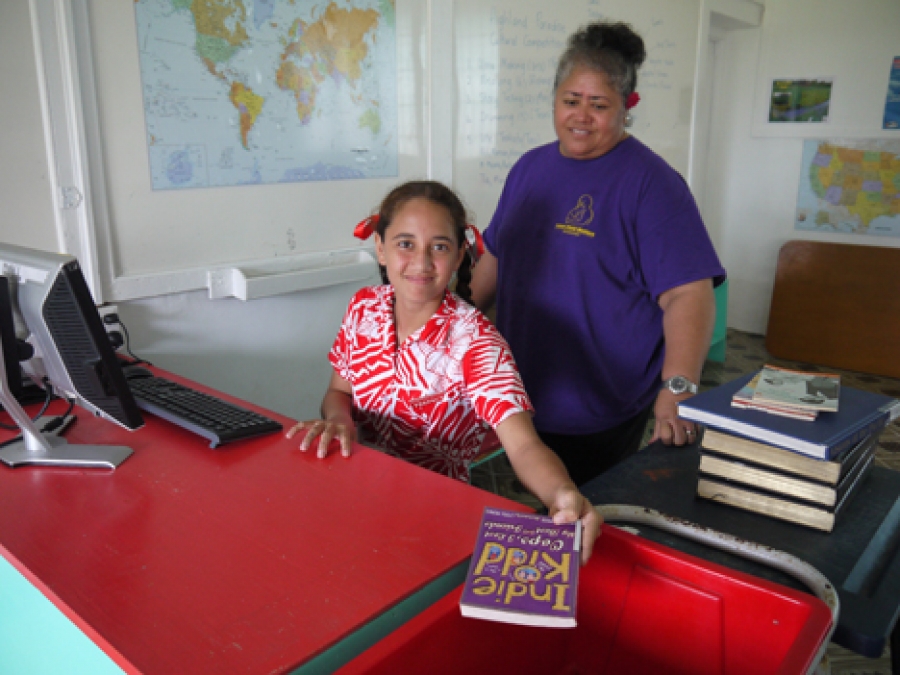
[555,195,595,237]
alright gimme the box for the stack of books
[679,373,900,532]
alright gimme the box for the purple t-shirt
[484,137,726,435]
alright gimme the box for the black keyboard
[127,375,283,448]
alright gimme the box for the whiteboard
[83,0,427,297]
[453,0,701,231]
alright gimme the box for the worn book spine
[701,429,841,483]
[698,454,837,506]
[732,399,817,420]
[834,453,875,515]
[835,447,877,508]
[697,477,835,532]
[826,412,890,460]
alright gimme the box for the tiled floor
[471,328,899,674]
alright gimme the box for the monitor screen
[0,243,143,468]
[0,275,45,406]
[0,275,22,402]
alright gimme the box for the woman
[288,181,600,563]
[470,22,726,486]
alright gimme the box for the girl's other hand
[286,419,355,458]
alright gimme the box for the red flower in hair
[354,215,379,240]
[626,92,641,109]
[464,224,484,261]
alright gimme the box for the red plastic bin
[338,523,833,675]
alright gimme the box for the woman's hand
[650,389,698,446]
[548,484,602,566]
[286,418,355,458]
[653,279,715,446]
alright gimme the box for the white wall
[703,1,900,334]
[118,279,377,420]
[0,1,57,251]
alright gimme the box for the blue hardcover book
[680,373,900,460]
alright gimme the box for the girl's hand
[548,486,602,565]
[286,419,355,458]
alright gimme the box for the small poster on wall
[795,139,900,237]
[885,57,900,130]
[768,79,833,123]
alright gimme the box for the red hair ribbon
[465,224,485,263]
[354,214,379,240]
[626,92,641,109]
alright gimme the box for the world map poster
[134,0,397,190]
[796,140,900,237]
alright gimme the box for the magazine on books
[752,365,840,413]
[732,372,817,421]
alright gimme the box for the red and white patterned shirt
[329,285,533,482]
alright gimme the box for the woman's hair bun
[578,22,646,68]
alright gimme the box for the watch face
[667,376,696,395]
[669,376,687,394]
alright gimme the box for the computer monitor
[0,243,143,468]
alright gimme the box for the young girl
[286,181,599,562]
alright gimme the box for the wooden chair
[766,241,900,378]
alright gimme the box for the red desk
[0,371,522,674]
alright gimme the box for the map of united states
[797,141,900,236]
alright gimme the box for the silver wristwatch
[663,375,698,396]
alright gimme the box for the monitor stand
[0,336,133,469]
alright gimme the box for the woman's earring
[625,112,634,128]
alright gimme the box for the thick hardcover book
[460,507,581,628]
[697,450,874,533]
[679,374,900,460]
[752,365,841,413]
[698,431,879,508]
[701,427,881,485]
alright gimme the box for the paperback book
[460,507,581,628]
[752,365,840,414]
[731,373,817,421]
